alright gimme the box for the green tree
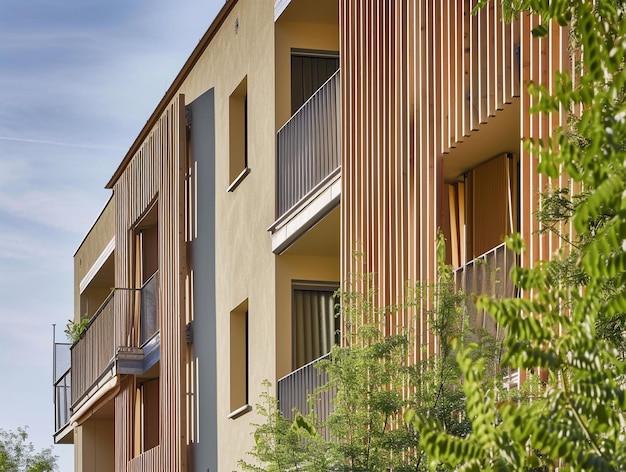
[408,1,626,470]
[238,381,331,472]
[0,427,57,472]
[241,240,501,471]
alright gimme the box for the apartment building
[52,1,569,471]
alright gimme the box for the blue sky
[0,1,222,469]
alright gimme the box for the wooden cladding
[518,12,572,270]
[127,445,161,472]
[340,0,569,359]
[113,95,187,471]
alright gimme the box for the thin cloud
[0,187,109,235]
[0,30,94,51]
[0,135,124,151]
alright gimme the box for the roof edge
[74,193,115,257]
[105,0,239,189]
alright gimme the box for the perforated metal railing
[454,242,517,340]
[276,70,341,219]
[53,341,71,432]
[140,272,159,346]
[277,352,333,438]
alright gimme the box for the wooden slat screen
[340,0,569,362]
[519,12,572,272]
[113,95,187,471]
[127,445,161,472]
[116,376,135,471]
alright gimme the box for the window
[292,282,339,370]
[134,204,159,345]
[291,49,339,114]
[133,376,159,456]
[228,77,249,191]
[229,299,249,416]
[444,155,518,344]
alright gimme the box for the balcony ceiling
[443,98,521,182]
[279,0,338,25]
[85,253,114,289]
[89,396,114,421]
[284,205,340,257]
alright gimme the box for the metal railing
[53,340,72,432]
[68,272,160,407]
[70,291,116,405]
[276,70,341,218]
[277,352,333,431]
[140,272,159,346]
[454,243,516,339]
[54,369,71,432]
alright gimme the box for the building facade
[52,1,569,471]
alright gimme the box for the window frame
[227,77,250,192]
[228,299,251,419]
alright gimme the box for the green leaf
[531,23,549,38]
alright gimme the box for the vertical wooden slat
[477,3,488,123]
[111,95,187,472]
[340,0,569,378]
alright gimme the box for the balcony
[65,271,160,415]
[277,353,333,434]
[271,70,341,253]
[53,340,71,439]
[71,291,116,406]
[276,69,340,218]
[454,242,516,339]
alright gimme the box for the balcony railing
[128,445,161,472]
[454,243,516,339]
[53,341,71,433]
[277,353,333,432]
[68,272,160,408]
[140,272,159,346]
[276,70,341,219]
[71,291,116,406]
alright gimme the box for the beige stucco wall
[180,1,277,470]
[275,254,340,379]
[73,195,115,321]
[275,20,340,130]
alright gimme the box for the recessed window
[445,153,518,267]
[291,49,339,114]
[292,282,339,370]
[229,299,249,415]
[134,376,159,457]
[134,204,159,346]
[228,77,249,191]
